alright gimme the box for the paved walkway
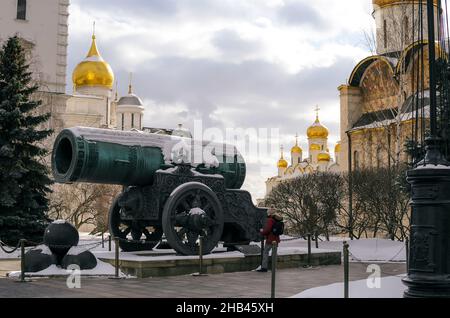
[0,262,406,298]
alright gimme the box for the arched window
[131,113,135,128]
[376,147,382,169]
[354,151,360,170]
[403,16,409,44]
[121,113,124,131]
[17,0,27,20]
[383,19,388,49]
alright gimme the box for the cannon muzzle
[52,127,246,188]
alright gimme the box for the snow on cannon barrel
[51,126,266,255]
[51,126,246,189]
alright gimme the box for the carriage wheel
[109,195,163,252]
[162,182,224,255]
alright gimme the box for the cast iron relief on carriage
[51,127,267,255]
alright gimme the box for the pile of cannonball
[24,220,97,273]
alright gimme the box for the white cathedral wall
[65,95,109,128]
[75,85,112,98]
[0,0,69,94]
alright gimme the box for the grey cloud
[212,29,262,59]
[278,1,326,28]
[109,56,353,132]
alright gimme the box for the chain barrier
[1,238,111,254]
[0,241,21,254]
[115,236,161,245]
[348,244,406,263]
[280,236,304,242]
[348,247,406,277]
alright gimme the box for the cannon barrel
[51,127,246,189]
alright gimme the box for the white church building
[0,0,146,141]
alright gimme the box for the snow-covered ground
[279,237,406,262]
[292,275,406,298]
[1,235,407,263]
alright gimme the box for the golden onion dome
[335,142,341,153]
[291,135,302,154]
[318,152,331,162]
[278,158,288,168]
[291,145,302,154]
[310,144,321,151]
[307,115,329,139]
[277,146,288,168]
[373,0,437,8]
[72,35,114,90]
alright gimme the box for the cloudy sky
[67,0,376,199]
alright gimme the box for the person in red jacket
[256,208,282,272]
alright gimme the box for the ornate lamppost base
[403,276,450,298]
[404,139,450,298]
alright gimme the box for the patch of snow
[189,208,205,215]
[171,138,192,165]
[416,164,450,169]
[52,219,68,224]
[277,247,337,256]
[68,126,240,167]
[278,238,406,262]
[203,149,220,168]
[292,275,406,298]
[32,245,53,256]
[8,260,126,278]
[66,246,90,256]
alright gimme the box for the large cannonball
[24,245,57,273]
[62,248,97,270]
[43,220,79,263]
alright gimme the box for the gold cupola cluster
[276,108,340,170]
[72,34,115,90]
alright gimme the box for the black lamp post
[402,0,450,298]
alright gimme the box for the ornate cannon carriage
[51,127,267,255]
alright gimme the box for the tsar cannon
[51,127,267,255]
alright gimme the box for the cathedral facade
[338,0,437,171]
[265,113,341,196]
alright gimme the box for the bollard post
[20,239,25,283]
[271,241,278,299]
[260,238,265,269]
[193,236,207,276]
[114,237,119,278]
[343,241,349,298]
[307,233,312,266]
[108,235,111,252]
[315,232,319,249]
[101,232,104,249]
[199,235,204,275]
[405,237,409,270]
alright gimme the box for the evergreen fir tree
[0,36,52,245]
